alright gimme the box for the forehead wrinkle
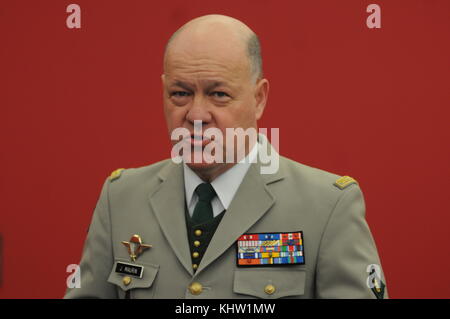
[168,78,241,93]
[170,58,234,71]
[167,55,248,84]
[167,61,244,86]
[168,50,244,70]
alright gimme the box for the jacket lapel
[147,161,194,276]
[194,160,285,277]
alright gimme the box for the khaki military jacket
[65,155,388,299]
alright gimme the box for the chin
[185,161,220,172]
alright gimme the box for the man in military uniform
[65,14,388,299]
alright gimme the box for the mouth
[185,134,211,148]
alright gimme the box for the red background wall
[1,0,449,298]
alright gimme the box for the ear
[254,78,269,120]
[161,73,166,86]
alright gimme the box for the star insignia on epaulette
[110,168,125,181]
[334,176,357,190]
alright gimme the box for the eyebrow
[170,80,233,92]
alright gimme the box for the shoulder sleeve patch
[333,175,357,190]
[110,168,125,182]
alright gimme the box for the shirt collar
[183,162,206,209]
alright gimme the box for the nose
[185,95,212,127]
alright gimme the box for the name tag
[115,261,144,278]
[236,231,305,267]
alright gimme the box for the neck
[190,162,236,182]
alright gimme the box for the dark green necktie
[192,183,216,224]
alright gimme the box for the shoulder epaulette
[110,168,125,182]
[333,175,357,190]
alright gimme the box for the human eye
[169,90,192,106]
[210,91,230,99]
[170,91,191,97]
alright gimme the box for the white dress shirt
[183,141,259,218]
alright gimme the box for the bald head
[163,14,263,84]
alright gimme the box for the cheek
[216,103,256,129]
[211,110,234,131]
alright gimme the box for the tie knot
[195,183,216,202]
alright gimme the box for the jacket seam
[105,178,118,298]
[313,186,353,297]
